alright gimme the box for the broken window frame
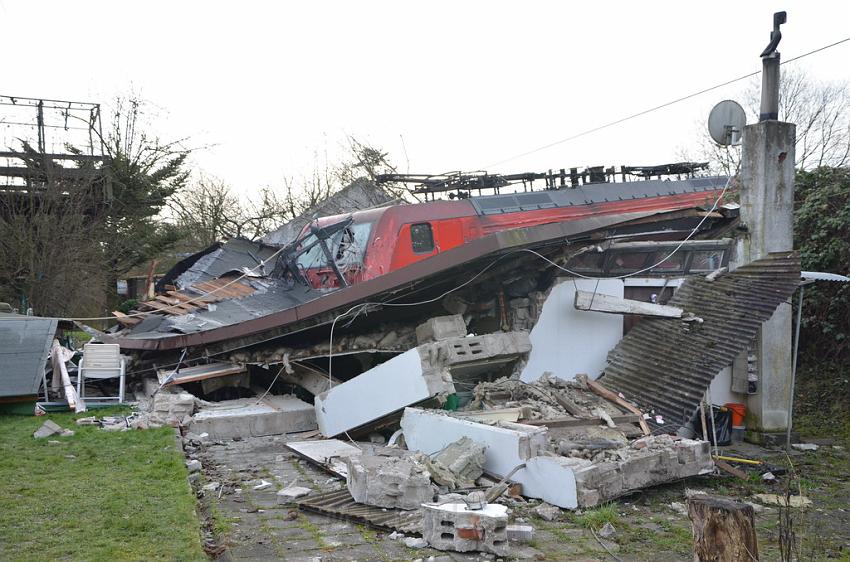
[410,222,435,254]
[564,243,730,277]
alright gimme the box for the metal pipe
[786,285,804,453]
[759,56,781,121]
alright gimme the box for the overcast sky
[2,1,849,198]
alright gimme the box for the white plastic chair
[76,343,126,403]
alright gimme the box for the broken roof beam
[577,374,651,435]
[156,361,246,386]
[574,290,684,318]
[111,311,141,326]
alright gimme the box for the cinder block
[416,315,467,344]
[422,502,509,555]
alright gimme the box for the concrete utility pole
[737,11,797,443]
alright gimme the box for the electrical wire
[485,36,850,168]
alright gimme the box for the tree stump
[687,495,759,561]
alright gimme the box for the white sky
[2,1,849,198]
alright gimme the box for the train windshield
[295,221,373,270]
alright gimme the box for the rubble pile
[465,372,624,423]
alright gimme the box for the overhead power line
[485,36,850,168]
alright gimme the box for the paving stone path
[197,434,625,561]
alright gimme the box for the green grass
[571,503,620,530]
[0,411,205,562]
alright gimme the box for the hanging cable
[485,36,850,168]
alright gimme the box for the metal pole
[786,285,804,453]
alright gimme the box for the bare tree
[0,179,109,316]
[170,176,293,248]
[692,69,850,173]
[170,137,401,251]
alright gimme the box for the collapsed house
[32,163,812,553]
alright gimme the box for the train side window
[410,223,434,254]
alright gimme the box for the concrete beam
[190,395,316,439]
[315,347,455,437]
[574,290,684,318]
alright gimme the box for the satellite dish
[708,100,747,146]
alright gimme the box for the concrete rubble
[415,314,467,344]
[424,436,486,489]
[344,453,436,510]
[33,420,73,438]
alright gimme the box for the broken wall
[521,278,624,382]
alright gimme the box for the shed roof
[0,314,57,398]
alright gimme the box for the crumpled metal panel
[599,252,800,428]
[0,315,58,397]
[297,489,423,534]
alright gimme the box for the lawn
[0,410,205,562]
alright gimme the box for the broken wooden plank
[111,311,141,326]
[137,299,188,315]
[713,459,749,481]
[550,389,588,417]
[166,290,217,303]
[524,414,641,428]
[452,407,530,424]
[153,295,201,313]
[577,374,651,435]
[574,290,684,317]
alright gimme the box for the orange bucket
[725,403,746,427]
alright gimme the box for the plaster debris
[33,420,73,438]
[753,494,813,508]
[534,503,561,521]
[506,524,534,542]
[277,486,313,502]
[402,537,429,549]
[253,480,273,491]
[791,443,819,451]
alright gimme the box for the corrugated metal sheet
[0,315,57,397]
[801,271,850,283]
[599,252,800,427]
[297,489,423,534]
[174,238,281,290]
